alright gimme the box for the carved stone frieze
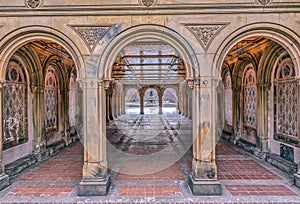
[184,23,229,51]
[69,25,113,52]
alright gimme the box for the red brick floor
[217,159,280,180]
[5,143,83,198]
[116,162,185,181]
[226,185,297,196]
[119,185,182,197]
[7,185,75,197]
[21,160,83,181]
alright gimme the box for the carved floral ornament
[254,0,273,5]
[184,23,228,51]
[139,0,158,7]
[25,0,44,8]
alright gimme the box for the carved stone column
[78,79,110,196]
[0,81,9,190]
[256,83,270,156]
[139,89,145,115]
[158,91,163,115]
[31,85,47,161]
[188,77,221,196]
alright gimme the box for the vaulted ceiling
[111,39,186,86]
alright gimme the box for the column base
[78,175,111,196]
[188,174,221,196]
[0,174,9,190]
[34,150,50,162]
[294,173,300,188]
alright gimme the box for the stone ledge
[0,174,9,191]
[78,175,111,196]
[188,174,221,196]
[294,173,300,188]
[5,155,36,177]
[266,153,298,175]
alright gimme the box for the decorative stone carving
[255,0,272,5]
[69,25,113,52]
[184,24,228,51]
[25,0,43,8]
[139,0,158,7]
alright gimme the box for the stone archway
[0,26,84,191]
[214,23,300,188]
[78,24,204,196]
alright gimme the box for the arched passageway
[0,34,80,191]
[219,35,300,179]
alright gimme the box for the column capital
[186,78,195,89]
[257,83,271,90]
[30,85,44,94]
[77,78,88,88]
[103,79,111,90]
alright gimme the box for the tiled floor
[0,113,300,203]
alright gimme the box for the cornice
[1,3,300,17]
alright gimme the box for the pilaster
[31,85,48,161]
[232,85,241,144]
[255,83,271,158]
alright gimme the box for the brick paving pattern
[7,185,75,197]
[119,185,182,196]
[0,113,299,203]
[226,185,297,196]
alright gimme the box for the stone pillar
[256,83,270,157]
[31,85,47,161]
[0,81,9,190]
[139,89,144,115]
[232,85,241,143]
[158,92,163,114]
[188,78,221,196]
[78,79,110,196]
